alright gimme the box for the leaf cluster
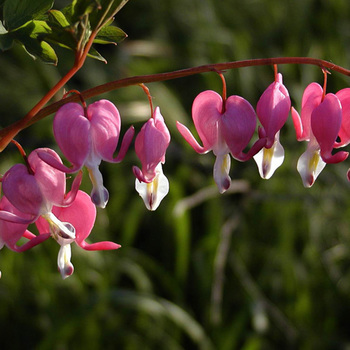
[0,0,128,65]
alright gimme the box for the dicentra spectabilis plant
[39,99,135,208]
[133,106,171,211]
[253,70,291,179]
[1,0,350,279]
[36,190,120,279]
[291,73,349,187]
[177,74,266,193]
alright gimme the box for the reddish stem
[0,28,99,151]
[322,68,329,101]
[274,64,278,82]
[10,140,33,174]
[218,72,227,113]
[1,56,350,151]
[139,84,154,116]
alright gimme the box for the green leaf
[43,27,78,51]
[47,10,70,28]
[21,39,57,64]
[94,25,127,45]
[64,0,101,24]
[3,0,54,30]
[44,10,79,50]
[0,33,13,51]
[87,46,107,62]
[11,20,57,64]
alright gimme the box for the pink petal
[298,82,323,141]
[192,90,223,151]
[291,107,303,140]
[29,148,66,209]
[88,100,121,163]
[51,191,96,244]
[0,196,41,252]
[256,74,291,148]
[336,88,350,147]
[2,164,43,216]
[311,93,348,163]
[111,126,135,163]
[221,95,257,159]
[176,122,207,154]
[37,151,81,173]
[134,108,170,182]
[62,171,83,207]
[53,102,91,168]
[10,232,51,253]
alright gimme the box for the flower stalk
[0,57,350,152]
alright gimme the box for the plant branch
[1,56,350,151]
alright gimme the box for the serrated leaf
[3,0,54,30]
[94,25,127,45]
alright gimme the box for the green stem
[1,56,350,151]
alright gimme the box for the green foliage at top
[0,0,128,64]
[3,0,54,30]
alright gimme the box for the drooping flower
[36,190,120,279]
[133,107,170,211]
[253,73,291,179]
[291,82,348,187]
[334,88,350,180]
[177,90,266,193]
[335,88,350,147]
[1,148,81,225]
[39,99,135,208]
[0,148,83,264]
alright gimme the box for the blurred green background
[2,0,350,349]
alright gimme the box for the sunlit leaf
[87,46,107,62]
[3,0,54,30]
[47,10,70,28]
[94,25,127,45]
[11,20,57,64]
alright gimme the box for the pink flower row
[1,71,350,278]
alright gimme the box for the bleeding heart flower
[36,190,120,279]
[39,99,135,208]
[0,148,82,262]
[253,73,291,179]
[177,90,265,193]
[1,148,81,221]
[292,82,348,187]
[133,107,170,211]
